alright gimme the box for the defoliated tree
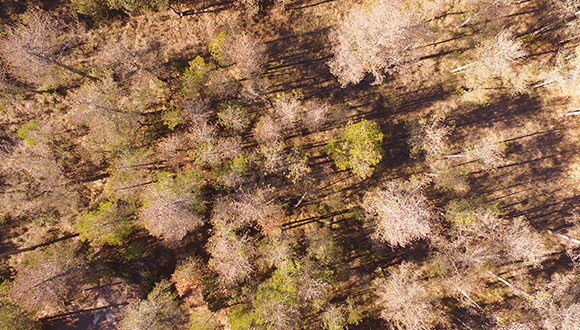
[406,111,454,160]
[0,281,40,330]
[70,75,140,158]
[375,261,439,330]
[327,119,384,178]
[106,0,169,15]
[207,221,255,288]
[139,171,205,244]
[253,115,282,144]
[328,0,427,86]
[9,243,85,313]
[71,0,110,17]
[363,179,434,247]
[433,203,546,304]
[118,280,187,330]
[212,189,284,235]
[456,31,528,105]
[0,10,80,87]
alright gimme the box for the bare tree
[226,32,268,79]
[548,0,580,39]
[538,47,580,113]
[207,221,255,288]
[139,171,205,244]
[275,94,301,130]
[406,111,453,160]
[375,261,439,330]
[457,31,528,104]
[534,271,580,330]
[328,0,427,86]
[254,115,282,144]
[0,10,93,86]
[302,99,330,132]
[363,179,435,247]
[464,135,507,169]
[9,243,85,314]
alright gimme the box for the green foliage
[107,0,169,15]
[286,144,311,183]
[252,260,299,327]
[76,200,137,246]
[17,120,38,146]
[189,310,219,330]
[229,305,257,330]
[118,280,187,330]
[217,100,250,133]
[212,155,248,189]
[0,281,40,330]
[430,161,470,194]
[345,299,363,326]
[209,32,229,66]
[444,199,501,227]
[327,119,384,178]
[182,56,214,98]
[191,142,221,168]
[71,0,110,17]
[162,108,185,130]
[155,170,204,206]
[321,305,347,330]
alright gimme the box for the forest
[1,0,580,329]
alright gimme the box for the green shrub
[17,120,38,146]
[327,119,384,178]
[217,100,250,133]
[182,56,214,98]
[76,200,137,246]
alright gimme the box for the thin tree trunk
[451,63,473,73]
[533,78,560,88]
[547,229,580,245]
[487,271,532,300]
[28,51,99,81]
[443,154,467,159]
[565,109,580,116]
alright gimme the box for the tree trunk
[547,229,580,245]
[487,270,532,300]
[28,50,99,82]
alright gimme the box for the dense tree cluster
[1,0,579,329]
